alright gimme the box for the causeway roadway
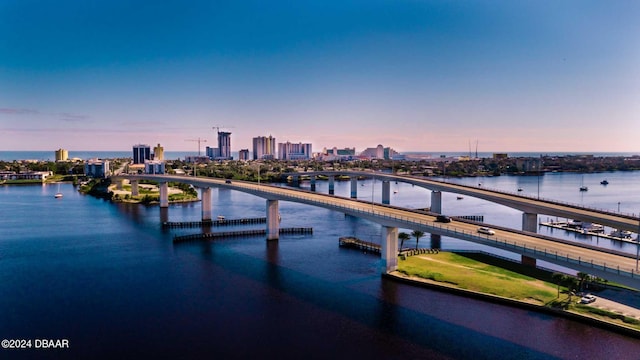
[115,174,640,288]
[288,171,640,233]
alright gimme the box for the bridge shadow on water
[178,237,557,359]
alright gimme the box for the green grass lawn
[397,252,558,305]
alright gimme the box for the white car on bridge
[477,227,495,235]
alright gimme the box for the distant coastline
[1,150,638,162]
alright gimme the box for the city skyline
[1,1,639,153]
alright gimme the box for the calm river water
[1,171,640,359]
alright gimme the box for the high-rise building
[278,141,312,160]
[55,148,68,161]
[153,143,164,161]
[238,149,250,161]
[252,135,276,160]
[133,144,151,164]
[217,131,232,160]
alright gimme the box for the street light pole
[371,178,375,211]
[636,213,639,272]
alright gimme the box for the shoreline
[384,271,640,339]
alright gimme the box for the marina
[539,220,638,244]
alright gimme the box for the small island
[79,178,199,205]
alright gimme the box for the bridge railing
[253,185,640,280]
[124,176,640,281]
[465,183,639,218]
[292,171,640,218]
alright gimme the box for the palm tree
[577,272,590,292]
[398,232,410,253]
[411,230,425,250]
[551,272,564,298]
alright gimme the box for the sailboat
[579,175,588,192]
[54,183,63,198]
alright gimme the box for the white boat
[217,215,225,220]
[587,224,604,233]
[54,184,63,198]
[566,220,582,229]
[610,229,633,239]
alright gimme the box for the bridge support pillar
[201,187,212,221]
[310,175,316,192]
[522,213,538,233]
[350,177,358,198]
[266,199,279,241]
[381,226,399,273]
[160,207,169,223]
[328,175,335,195]
[116,179,124,190]
[430,234,441,249]
[130,180,139,196]
[159,182,169,208]
[521,255,537,267]
[382,181,390,204]
[431,191,442,214]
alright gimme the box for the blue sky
[1,1,638,153]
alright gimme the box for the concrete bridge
[112,174,640,288]
[285,171,640,234]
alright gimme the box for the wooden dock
[162,217,266,228]
[173,227,312,243]
[338,237,381,254]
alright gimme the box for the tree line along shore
[2,154,640,185]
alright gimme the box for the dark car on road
[435,215,451,223]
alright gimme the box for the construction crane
[185,137,208,156]
[212,124,235,134]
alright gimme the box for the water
[1,173,640,359]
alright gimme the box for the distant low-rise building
[359,145,398,160]
[84,159,110,178]
[185,155,210,163]
[144,160,165,174]
[238,149,250,161]
[0,171,53,181]
[318,147,356,161]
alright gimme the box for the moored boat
[610,229,633,239]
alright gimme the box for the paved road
[294,171,640,232]
[587,294,640,320]
[116,175,640,286]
